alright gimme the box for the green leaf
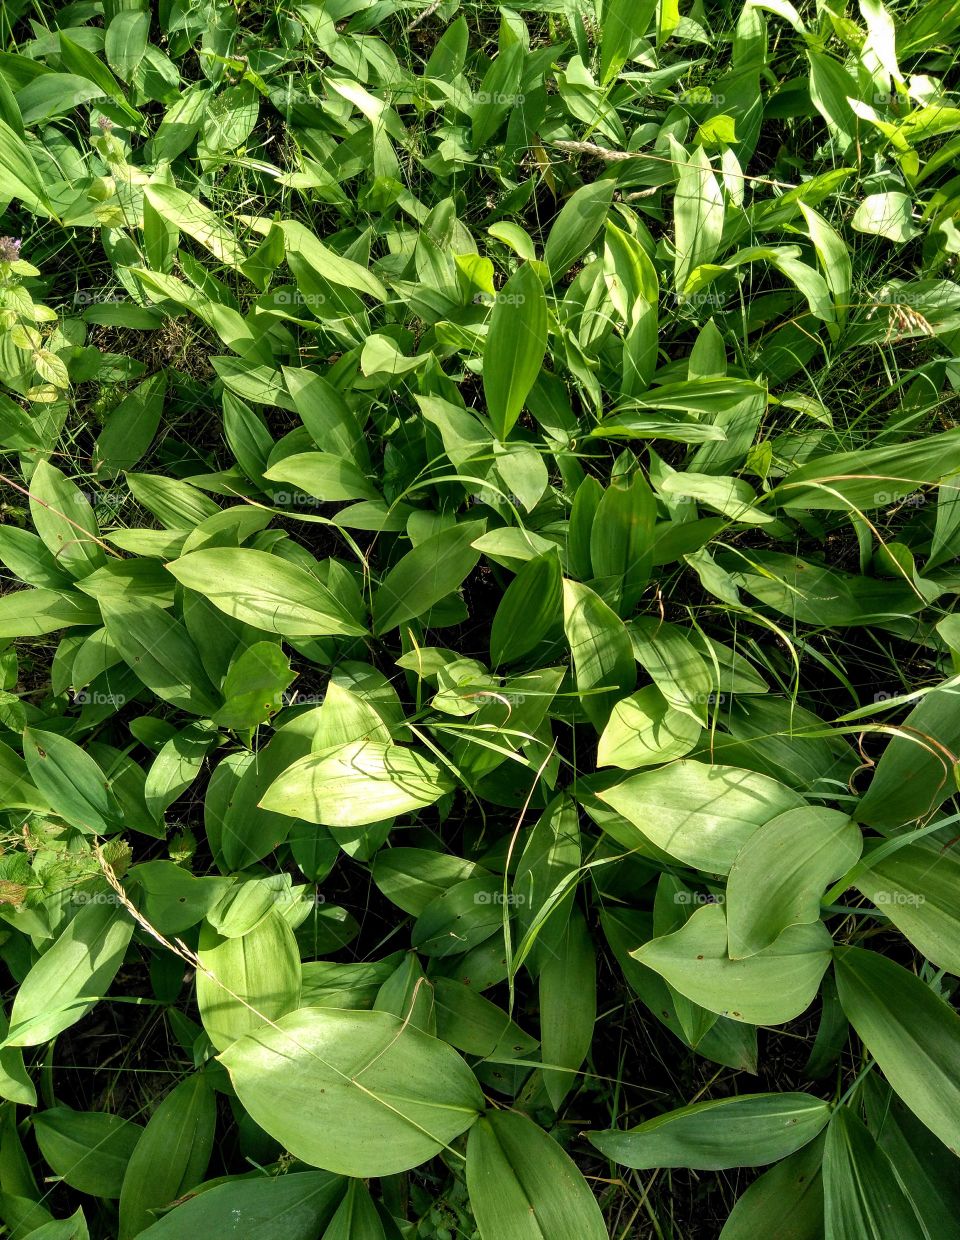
[852,836,960,975]
[23,728,121,835]
[632,903,833,1025]
[371,849,484,917]
[854,682,960,830]
[598,761,805,874]
[719,1136,825,1239]
[137,1172,344,1239]
[726,808,861,958]
[166,548,368,639]
[212,642,295,732]
[543,180,616,283]
[143,182,247,269]
[7,900,134,1047]
[33,1108,142,1199]
[100,598,221,717]
[599,0,658,82]
[823,1108,927,1239]
[774,428,960,512]
[261,741,454,828]
[834,946,960,1152]
[482,264,548,441]
[467,1109,608,1240]
[0,116,53,215]
[262,452,379,502]
[196,909,301,1051]
[118,1075,216,1240]
[597,685,702,769]
[373,522,484,635]
[629,618,714,725]
[590,1093,831,1170]
[562,579,636,729]
[852,192,919,242]
[219,1007,483,1176]
[539,908,596,1109]
[490,550,562,666]
[92,373,166,478]
[673,144,725,293]
[29,460,106,578]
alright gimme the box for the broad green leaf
[834,946,960,1151]
[23,728,121,835]
[433,978,538,1060]
[598,761,805,874]
[599,0,658,82]
[853,836,960,975]
[719,1135,825,1240]
[100,598,221,717]
[597,685,702,769]
[590,473,656,609]
[513,794,581,973]
[143,183,247,268]
[852,192,918,242]
[261,741,454,828]
[118,1075,215,1240]
[562,579,636,729]
[823,1108,926,1240]
[633,903,833,1024]
[29,460,106,578]
[726,808,861,958]
[166,548,367,639]
[92,373,167,478]
[539,908,596,1109]
[196,909,301,1051]
[629,618,714,725]
[137,1171,343,1239]
[33,1108,141,1199]
[7,900,134,1047]
[0,116,53,214]
[482,263,547,441]
[590,1093,830,1169]
[371,849,484,917]
[212,642,295,732]
[467,1109,607,1240]
[543,180,616,282]
[219,1007,483,1176]
[855,682,960,829]
[0,588,100,638]
[373,522,484,635]
[673,144,725,293]
[489,551,562,665]
[262,452,378,502]
[129,862,231,936]
[775,429,960,512]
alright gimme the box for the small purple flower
[97,115,113,132]
[0,237,22,263]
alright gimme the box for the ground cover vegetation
[0,0,959,1235]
